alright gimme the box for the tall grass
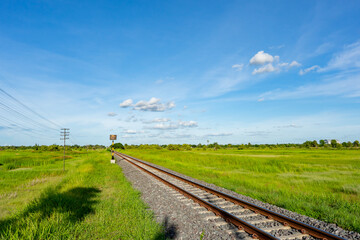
[123,148,360,233]
[0,150,165,239]
[0,150,77,169]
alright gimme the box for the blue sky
[1,1,360,146]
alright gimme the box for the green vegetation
[1,144,359,235]
[123,148,360,232]
[113,142,125,149]
[0,149,164,239]
[3,138,358,153]
[120,139,360,151]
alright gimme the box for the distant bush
[1,140,359,151]
[5,163,16,170]
[139,144,162,150]
[113,143,125,150]
[167,144,180,151]
[182,144,192,151]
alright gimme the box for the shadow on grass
[27,187,100,222]
[0,187,101,235]
[153,216,178,240]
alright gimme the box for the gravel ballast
[116,157,238,239]
[116,154,360,240]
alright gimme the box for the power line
[0,95,59,132]
[0,87,64,144]
[0,102,58,132]
[0,88,86,146]
[0,99,59,133]
[0,118,58,141]
[0,88,62,129]
[0,115,56,137]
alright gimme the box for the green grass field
[0,150,165,239]
[123,148,360,233]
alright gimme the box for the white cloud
[179,120,198,127]
[167,101,176,109]
[152,123,179,130]
[289,61,301,67]
[299,65,320,75]
[245,131,271,137]
[122,134,135,138]
[147,133,161,138]
[269,44,285,50]
[124,114,139,122]
[197,62,252,98]
[107,112,117,117]
[205,133,233,137]
[153,118,171,123]
[232,64,244,71]
[259,72,360,100]
[119,98,175,112]
[314,42,334,56]
[155,133,196,139]
[276,124,302,129]
[148,120,198,130]
[155,79,163,84]
[253,64,276,75]
[278,61,301,70]
[299,40,360,75]
[123,129,138,134]
[249,51,299,75]
[278,62,289,67]
[250,51,275,65]
[142,118,171,124]
[134,97,175,112]
[323,40,360,71]
[119,99,133,108]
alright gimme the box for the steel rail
[115,151,345,240]
[116,152,278,240]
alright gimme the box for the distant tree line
[1,139,359,151]
[114,139,360,151]
[0,144,106,151]
[302,140,359,149]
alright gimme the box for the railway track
[114,151,345,240]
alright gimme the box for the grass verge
[123,148,360,233]
[0,150,165,239]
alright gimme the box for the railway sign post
[110,134,117,164]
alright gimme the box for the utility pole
[60,128,70,171]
